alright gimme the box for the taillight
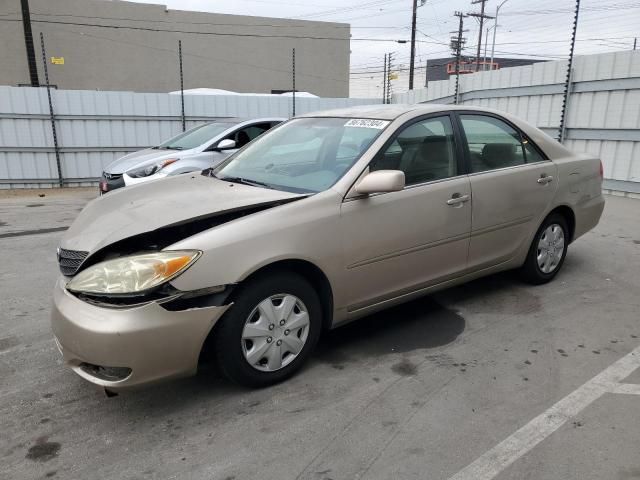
[599,160,604,180]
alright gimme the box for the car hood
[104,148,196,174]
[61,174,303,254]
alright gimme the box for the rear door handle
[447,193,470,206]
[537,174,554,184]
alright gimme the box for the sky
[127,0,640,97]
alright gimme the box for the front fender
[166,191,345,303]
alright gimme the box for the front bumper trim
[51,279,230,390]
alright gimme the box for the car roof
[208,117,286,124]
[298,104,505,120]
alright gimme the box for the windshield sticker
[344,119,389,129]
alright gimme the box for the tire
[520,213,569,285]
[214,271,322,388]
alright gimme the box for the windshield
[156,122,231,150]
[213,117,388,193]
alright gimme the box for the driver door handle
[537,174,554,184]
[447,193,470,206]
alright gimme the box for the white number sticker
[344,119,389,129]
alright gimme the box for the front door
[340,114,472,311]
[457,113,558,270]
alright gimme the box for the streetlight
[490,0,510,69]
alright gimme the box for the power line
[295,0,399,19]
[0,18,351,41]
[0,17,444,44]
[21,11,351,29]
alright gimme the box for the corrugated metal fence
[2,50,639,193]
[0,88,376,188]
[393,51,640,195]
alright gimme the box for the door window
[370,116,457,186]
[523,138,545,163]
[230,123,272,148]
[459,115,528,173]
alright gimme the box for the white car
[99,117,284,193]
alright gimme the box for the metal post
[292,48,296,117]
[39,33,63,188]
[20,0,39,86]
[382,53,387,103]
[634,38,637,50]
[386,53,393,104]
[483,27,489,67]
[558,0,580,143]
[409,0,418,90]
[424,58,428,88]
[178,40,185,132]
[491,0,510,71]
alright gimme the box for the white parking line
[447,345,640,480]
[611,383,640,395]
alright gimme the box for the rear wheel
[214,272,322,387]
[520,213,569,285]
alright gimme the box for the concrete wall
[0,86,378,188]
[0,0,350,97]
[393,51,640,196]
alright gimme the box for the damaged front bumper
[51,278,230,390]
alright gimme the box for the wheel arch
[547,204,576,243]
[197,258,334,369]
[236,259,335,332]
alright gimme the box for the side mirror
[355,170,405,195]
[215,139,236,151]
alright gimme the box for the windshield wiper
[158,146,184,150]
[218,176,274,189]
[202,168,216,178]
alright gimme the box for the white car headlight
[66,250,201,295]
[127,158,179,178]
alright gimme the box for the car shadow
[314,296,465,369]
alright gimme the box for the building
[423,57,544,82]
[351,56,544,98]
[0,0,350,97]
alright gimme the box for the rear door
[456,113,557,271]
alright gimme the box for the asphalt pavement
[1,188,639,480]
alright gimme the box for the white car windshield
[156,122,231,150]
[213,117,388,193]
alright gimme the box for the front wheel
[520,213,569,285]
[214,272,322,387]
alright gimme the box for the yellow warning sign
[51,57,65,65]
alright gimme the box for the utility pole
[382,53,387,103]
[409,0,418,89]
[468,0,493,72]
[20,0,39,86]
[491,0,511,70]
[452,12,467,104]
[558,0,581,143]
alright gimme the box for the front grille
[58,247,89,276]
[103,172,122,181]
